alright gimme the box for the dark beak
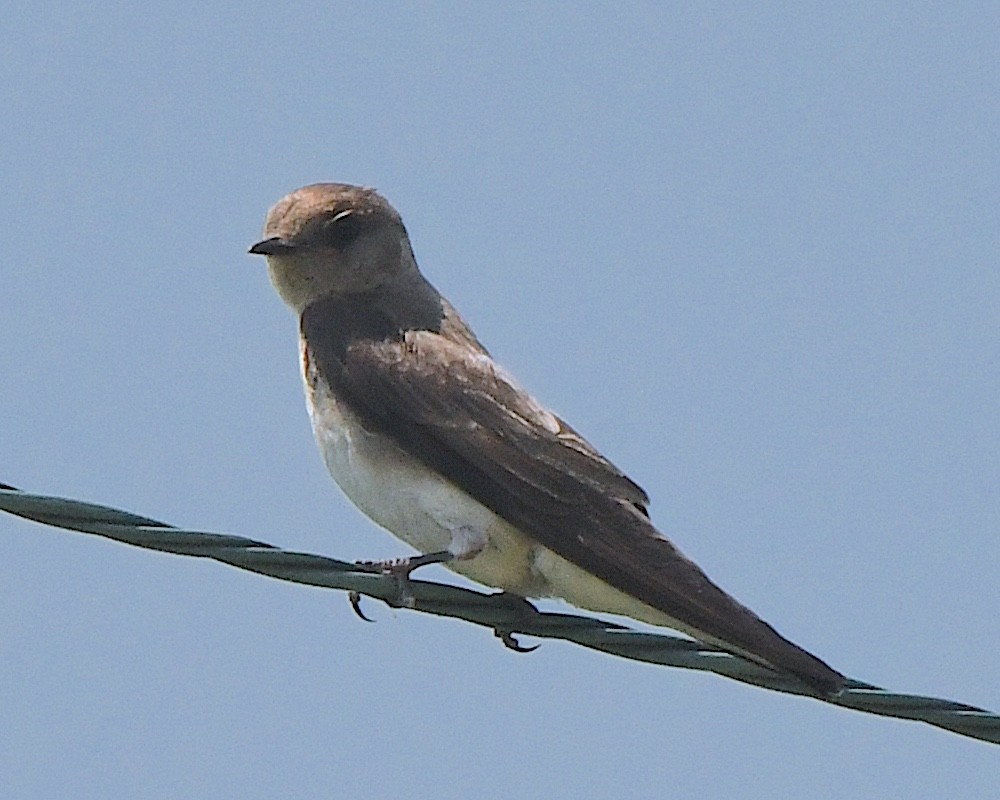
[248,237,298,256]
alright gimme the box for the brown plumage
[251,182,846,696]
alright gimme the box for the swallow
[250,183,845,695]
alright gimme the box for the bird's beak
[248,237,298,256]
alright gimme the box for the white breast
[303,354,551,596]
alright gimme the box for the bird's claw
[351,557,425,610]
[347,560,541,654]
[348,591,375,622]
[491,592,540,653]
[495,628,540,653]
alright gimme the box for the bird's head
[249,183,412,312]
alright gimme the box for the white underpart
[302,341,693,634]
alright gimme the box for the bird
[249,182,845,696]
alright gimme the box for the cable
[1,482,996,745]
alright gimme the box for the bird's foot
[350,551,453,614]
[492,592,541,653]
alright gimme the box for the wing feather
[315,325,842,694]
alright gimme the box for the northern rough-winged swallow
[250,183,845,696]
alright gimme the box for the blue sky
[2,4,998,797]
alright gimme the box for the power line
[2,482,996,745]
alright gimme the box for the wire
[1,482,996,745]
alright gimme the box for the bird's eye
[318,211,365,249]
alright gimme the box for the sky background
[2,3,998,798]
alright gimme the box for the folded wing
[319,326,843,695]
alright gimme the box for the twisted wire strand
[1,483,996,745]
